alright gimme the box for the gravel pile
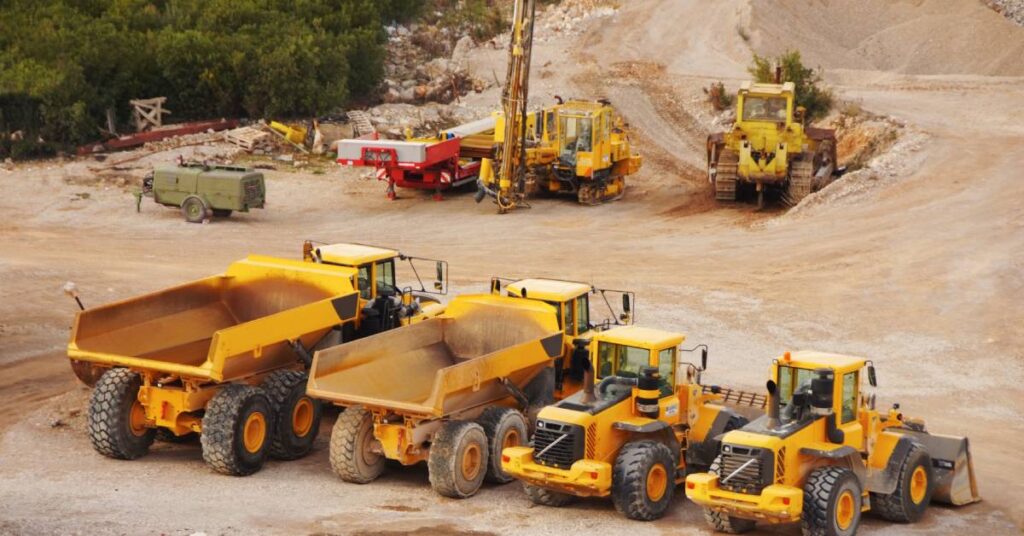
[985,0,1024,25]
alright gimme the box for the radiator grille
[718,446,771,494]
[533,420,582,470]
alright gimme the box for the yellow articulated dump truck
[67,242,449,476]
[307,294,565,498]
[501,326,764,520]
[685,351,979,535]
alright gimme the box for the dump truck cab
[686,351,979,534]
[142,162,265,223]
[502,327,758,520]
[305,241,447,338]
[493,277,635,400]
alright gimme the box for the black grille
[533,420,584,469]
[244,181,262,202]
[718,446,772,494]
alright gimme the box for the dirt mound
[750,0,1024,76]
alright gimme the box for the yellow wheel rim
[502,428,521,450]
[461,443,482,480]
[243,412,266,454]
[836,490,855,530]
[129,400,148,437]
[910,465,928,504]
[292,398,314,437]
[646,464,668,502]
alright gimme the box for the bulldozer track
[784,160,815,206]
[714,150,739,202]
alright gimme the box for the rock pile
[536,0,619,40]
[381,24,490,105]
[364,102,488,139]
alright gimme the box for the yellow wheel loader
[67,242,448,476]
[306,277,636,498]
[501,327,765,521]
[685,351,980,535]
[707,82,837,208]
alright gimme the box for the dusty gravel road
[1,1,1022,535]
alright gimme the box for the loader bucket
[901,429,981,505]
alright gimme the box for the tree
[749,50,833,121]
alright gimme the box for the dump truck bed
[308,295,563,418]
[68,255,359,382]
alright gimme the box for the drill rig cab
[686,351,979,535]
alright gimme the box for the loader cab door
[559,115,593,168]
[837,370,864,450]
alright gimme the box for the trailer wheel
[801,466,862,536]
[611,440,676,521]
[477,407,528,484]
[870,444,933,523]
[181,196,208,223]
[329,406,385,483]
[264,370,322,460]
[428,420,489,498]
[88,368,155,460]
[201,384,273,476]
[523,483,575,507]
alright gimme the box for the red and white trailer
[336,117,495,200]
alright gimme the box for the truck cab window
[375,260,396,295]
[575,295,589,334]
[357,265,371,300]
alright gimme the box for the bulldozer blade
[901,429,981,505]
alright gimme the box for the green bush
[0,0,403,154]
[748,50,833,121]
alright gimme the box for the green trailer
[139,162,266,223]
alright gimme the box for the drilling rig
[477,0,537,213]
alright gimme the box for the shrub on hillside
[748,50,833,121]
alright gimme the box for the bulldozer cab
[737,82,795,126]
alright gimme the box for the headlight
[722,444,732,453]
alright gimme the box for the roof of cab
[780,351,867,372]
[594,325,684,350]
[739,81,795,96]
[316,243,399,266]
[505,278,592,302]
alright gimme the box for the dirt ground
[1,1,1022,535]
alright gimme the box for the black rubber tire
[263,370,322,460]
[522,367,555,426]
[477,407,529,484]
[611,440,677,521]
[211,208,232,218]
[181,196,207,223]
[870,444,934,523]
[70,360,105,387]
[523,482,575,507]
[88,368,155,460]
[155,429,198,443]
[703,455,757,533]
[428,420,489,498]
[329,406,385,483]
[200,384,273,476]
[801,466,862,536]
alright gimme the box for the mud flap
[901,429,981,505]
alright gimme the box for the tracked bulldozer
[708,82,837,208]
[686,351,980,535]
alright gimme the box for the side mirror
[490,278,500,294]
[435,261,444,283]
[867,364,877,387]
[622,294,631,313]
[766,379,777,396]
[701,348,708,371]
